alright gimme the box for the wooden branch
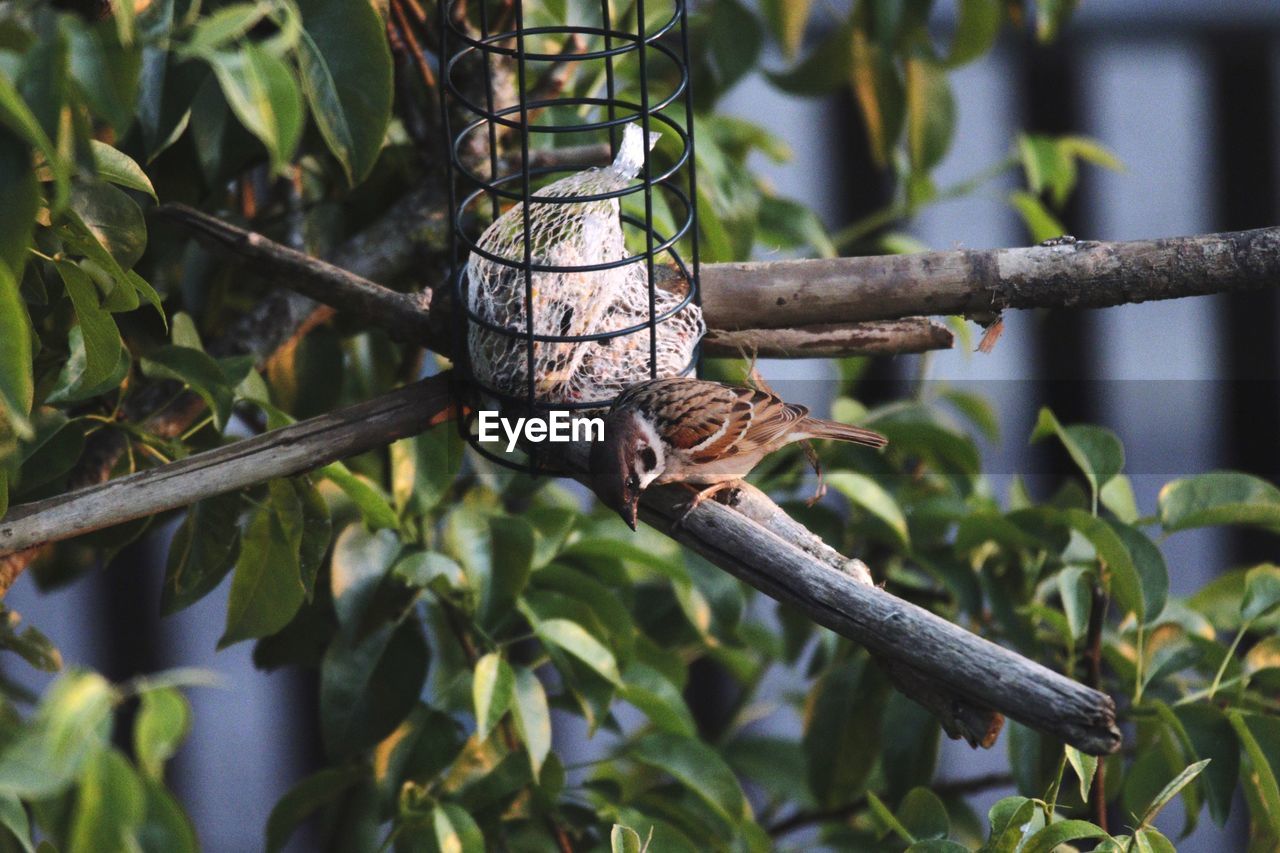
[701,226,1280,329]
[727,483,1003,748]
[157,204,954,358]
[634,485,1119,755]
[0,379,456,554]
[158,204,434,344]
[0,379,1121,755]
[702,318,953,358]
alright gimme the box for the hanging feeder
[438,0,702,472]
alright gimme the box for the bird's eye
[626,473,640,491]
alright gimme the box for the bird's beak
[623,495,639,531]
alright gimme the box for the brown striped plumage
[591,377,887,529]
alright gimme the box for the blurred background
[5,0,1280,848]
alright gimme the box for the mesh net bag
[466,122,704,408]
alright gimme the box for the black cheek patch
[639,446,658,472]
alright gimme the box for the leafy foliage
[0,1,1276,851]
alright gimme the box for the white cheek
[632,417,665,488]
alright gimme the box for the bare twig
[703,318,953,358]
[1085,583,1109,832]
[767,771,1015,837]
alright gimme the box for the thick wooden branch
[0,380,455,553]
[156,205,955,358]
[701,226,1280,329]
[0,378,1120,755]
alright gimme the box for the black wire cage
[438,0,701,472]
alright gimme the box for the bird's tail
[801,417,888,449]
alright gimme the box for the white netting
[466,123,704,407]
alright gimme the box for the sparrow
[590,377,887,530]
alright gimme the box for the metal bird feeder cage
[438,0,702,472]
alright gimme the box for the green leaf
[0,792,33,853]
[533,618,622,686]
[0,671,115,798]
[1018,133,1075,206]
[139,778,198,853]
[1228,710,1280,839]
[611,824,643,853]
[142,345,235,431]
[292,476,331,598]
[445,511,535,630]
[804,658,884,808]
[1063,509,1143,621]
[708,0,763,92]
[1242,564,1280,622]
[89,140,156,200]
[207,44,303,174]
[390,422,462,517]
[1112,521,1168,624]
[391,550,465,594]
[905,57,955,173]
[162,492,244,615]
[1100,474,1139,523]
[947,0,1002,66]
[320,463,398,530]
[329,524,400,630]
[1059,135,1124,172]
[766,20,853,95]
[881,691,940,803]
[826,470,910,548]
[629,732,749,825]
[0,608,62,672]
[55,260,122,390]
[984,796,1037,853]
[68,749,145,853]
[182,2,272,56]
[760,0,811,57]
[1020,819,1109,853]
[432,803,484,853]
[1066,745,1098,801]
[1008,190,1066,244]
[219,481,306,647]
[1057,566,1092,643]
[867,790,914,843]
[472,653,514,740]
[265,766,365,853]
[1031,408,1124,505]
[133,687,190,780]
[321,617,428,759]
[898,787,949,841]
[1173,705,1237,826]
[69,181,148,270]
[622,663,696,738]
[1139,758,1210,827]
[295,0,392,184]
[0,262,32,436]
[1159,471,1280,535]
[510,665,551,781]
[0,70,69,212]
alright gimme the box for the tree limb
[155,204,956,359]
[0,379,456,554]
[701,226,1280,329]
[0,377,1121,756]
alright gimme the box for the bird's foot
[673,481,740,528]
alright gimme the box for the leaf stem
[1206,621,1249,702]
